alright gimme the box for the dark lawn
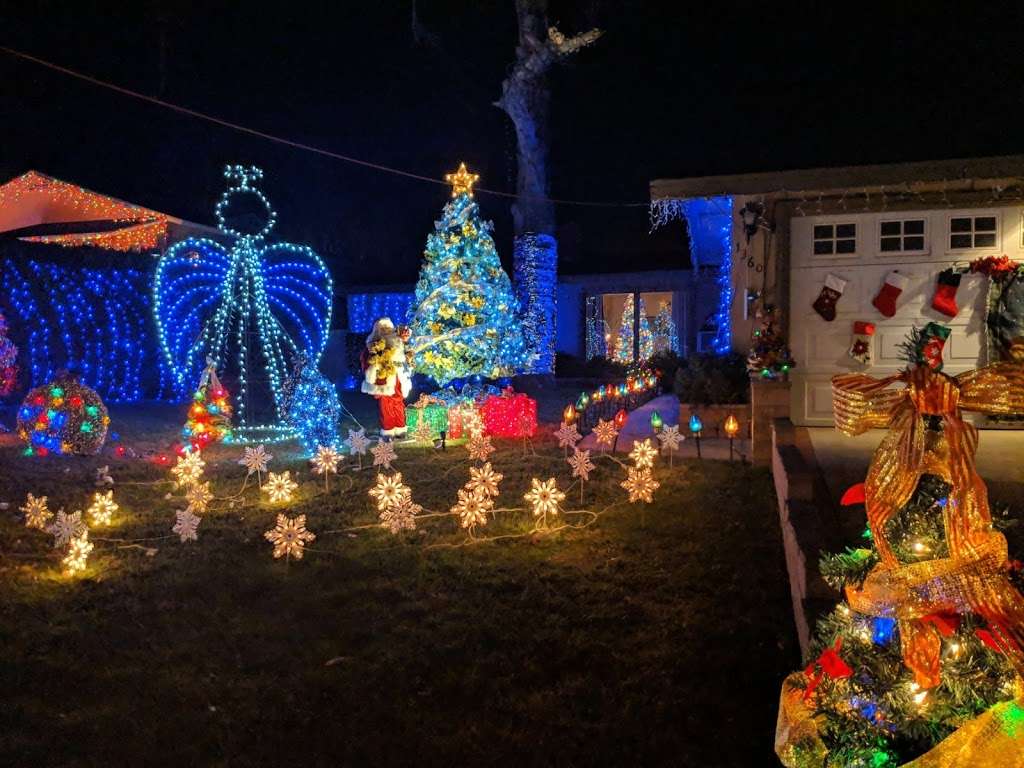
[0,402,797,767]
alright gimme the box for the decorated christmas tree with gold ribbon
[409,163,529,385]
[776,325,1024,767]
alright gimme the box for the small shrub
[673,352,749,405]
[555,353,627,379]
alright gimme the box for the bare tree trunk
[497,0,601,374]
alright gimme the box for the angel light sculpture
[154,165,332,442]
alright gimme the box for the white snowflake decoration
[554,422,582,450]
[238,444,272,476]
[629,438,658,470]
[524,477,565,526]
[593,418,618,449]
[368,472,411,511]
[467,462,503,498]
[371,440,398,470]
[87,490,118,526]
[467,434,494,462]
[380,495,421,534]
[171,451,205,487]
[264,514,316,560]
[460,404,485,438]
[186,481,214,513]
[48,509,86,549]
[172,508,201,543]
[657,424,683,454]
[452,486,493,530]
[62,531,93,574]
[345,428,370,456]
[264,472,298,503]
[567,448,595,481]
[621,467,659,504]
[311,445,342,476]
[20,493,52,530]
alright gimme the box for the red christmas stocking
[812,273,847,321]
[848,321,875,365]
[931,269,962,317]
[872,270,909,318]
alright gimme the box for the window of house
[812,223,856,255]
[880,219,926,253]
[949,215,998,249]
[586,292,677,362]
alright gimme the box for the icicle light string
[0,46,647,209]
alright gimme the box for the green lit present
[405,403,448,435]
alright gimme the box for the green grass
[0,404,797,766]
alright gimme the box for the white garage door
[788,206,1019,426]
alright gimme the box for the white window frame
[877,217,928,256]
[811,221,858,258]
[947,212,1000,252]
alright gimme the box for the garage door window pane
[949,215,999,249]
[813,222,856,256]
[879,218,926,253]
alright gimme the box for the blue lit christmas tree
[409,163,530,384]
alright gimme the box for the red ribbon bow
[803,638,853,700]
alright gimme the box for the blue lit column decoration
[650,196,733,355]
[513,232,557,374]
[347,292,416,333]
[153,166,333,442]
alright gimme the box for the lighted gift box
[480,390,537,437]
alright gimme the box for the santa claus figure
[361,317,412,438]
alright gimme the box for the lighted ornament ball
[17,377,109,456]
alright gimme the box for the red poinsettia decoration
[969,255,1021,281]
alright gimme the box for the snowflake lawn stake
[173,509,201,543]
[345,428,370,469]
[380,496,421,534]
[172,451,205,487]
[453,487,493,531]
[629,438,658,470]
[62,531,93,575]
[48,510,85,548]
[311,445,342,491]
[369,472,411,511]
[467,434,494,462]
[411,417,434,444]
[467,462,503,498]
[657,424,682,467]
[264,471,297,504]
[593,418,618,452]
[567,448,595,503]
[371,440,397,470]
[94,465,114,487]
[264,514,316,560]
[186,481,214,513]
[87,490,118,526]
[554,421,582,455]
[238,444,272,486]
[524,478,565,528]
[21,493,52,530]
[621,468,659,504]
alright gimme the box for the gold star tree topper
[445,162,479,198]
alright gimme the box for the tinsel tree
[0,308,17,396]
[409,163,530,385]
[747,309,795,379]
[183,358,234,452]
[776,328,1024,767]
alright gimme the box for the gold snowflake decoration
[621,468,659,504]
[567,448,595,481]
[467,462,503,498]
[372,440,398,470]
[524,477,565,525]
[62,531,93,575]
[629,438,658,470]
[264,514,316,560]
[48,509,86,549]
[467,434,494,462]
[264,472,298,503]
[593,418,618,449]
[453,487,493,530]
[20,493,52,530]
[186,481,214,513]
[554,422,582,450]
[460,405,485,438]
[87,490,118,526]
[368,472,411,511]
[412,417,434,443]
[657,424,683,453]
[380,496,421,534]
[311,445,342,475]
[171,451,205,486]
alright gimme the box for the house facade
[651,155,1024,427]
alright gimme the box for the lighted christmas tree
[638,296,653,361]
[182,359,234,452]
[409,163,530,385]
[614,294,636,364]
[747,309,795,379]
[652,302,678,355]
[280,354,341,456]
[0,309,17,396]
[776,329,1024,767]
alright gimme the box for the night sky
[4,1,1024,284]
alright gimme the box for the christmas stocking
[872,270,909,318]
[848,321,875,365]
[916,322,951,371]
[931,269,962,318]
[812,274,847,321]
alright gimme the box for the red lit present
[480,390,537,437]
